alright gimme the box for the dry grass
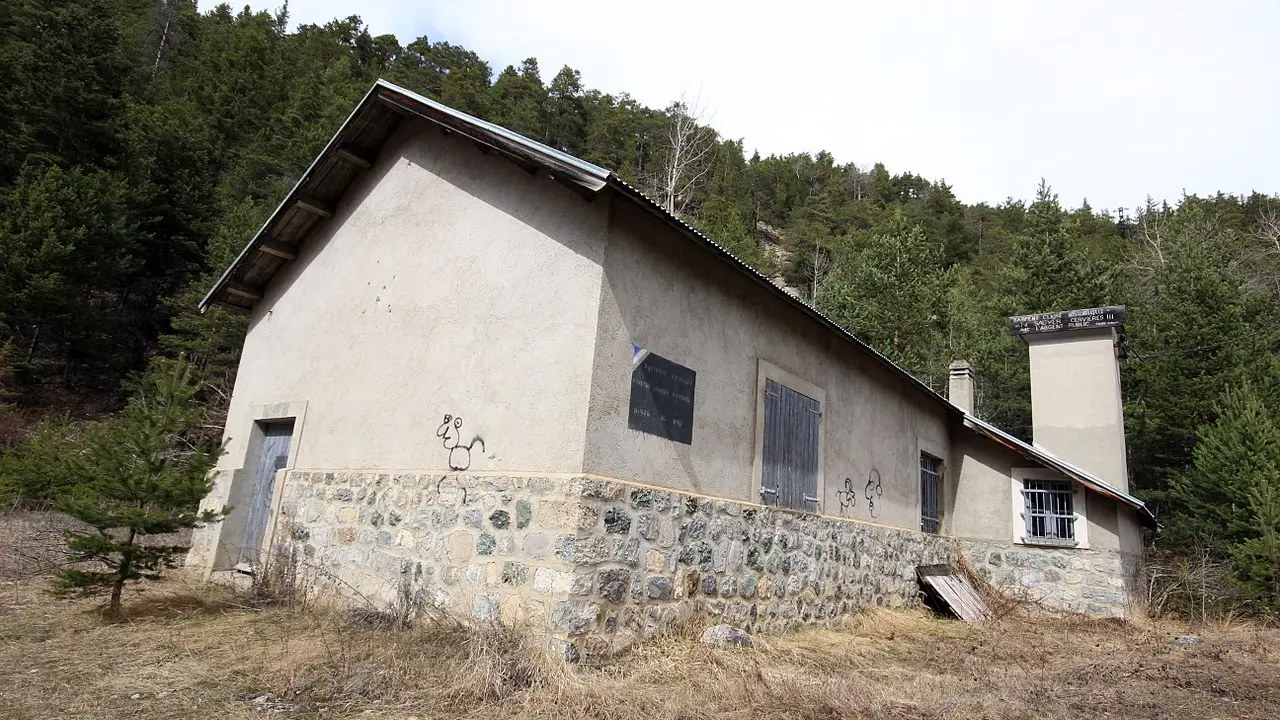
[3,515,1280,719]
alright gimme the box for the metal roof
[199,79,958,411]
[201,79,1153,521]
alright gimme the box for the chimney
[948,360,976,416]
[1009,306,1130,493]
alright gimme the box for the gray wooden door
[240,421,294,565]
[761,379,821,510]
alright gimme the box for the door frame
[208,400,308,576]
[239,419,297,567]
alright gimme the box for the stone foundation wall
[958,539,1138,618]
[260,470,954,655]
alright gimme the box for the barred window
[920,453,942,534]
[1022,479,1076,543]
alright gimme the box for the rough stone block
[473,593,498,621]
[551,601,599,635]
[597,569,632,602]
[637,513,658,541]
[644,549,669,572]
[701,574,718,596]
[576,505,600,531]
[476,533,496,556]
[489,510,510,530]
[658,517,677,548]
[630,489,652,509]
[647,576,673,600]
[516,500,532,529]
[568,537,609,566]
[502,561,530,586]
[533,566,564,593]
[570,572,595,596]
[463,509,483,529]
[604,508,632,534]
[523,532,550,559]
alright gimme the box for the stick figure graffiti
[864,469,884,518]
[836,477,858,513]
[436,414,485,471]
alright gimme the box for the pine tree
[820,217,949,382]
[52,358,225,614]
[1166,383,1280,601]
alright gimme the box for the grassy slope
[3,513,1279,720]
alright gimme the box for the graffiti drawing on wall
[836,477,858,513]
[436,414,485,471]
[864,469,884,518]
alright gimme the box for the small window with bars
[920,453,942,534]
[1021,479,1076,544]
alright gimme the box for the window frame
[1011,468,1087,548]
[751,359,825,513]
[919,452,943,534]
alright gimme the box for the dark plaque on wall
[1008,305,1126,337]
[628,346,696,444]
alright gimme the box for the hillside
[2,2,1280,602]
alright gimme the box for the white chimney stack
[1009,306,1130,493]
[948,360,976,416]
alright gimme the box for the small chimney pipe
[948,360,976,416]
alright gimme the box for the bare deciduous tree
[1240,208,1280,298]
[649,90,717,217]
[145,0,185,73]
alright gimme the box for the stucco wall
[194,121,608,570]
[948,431,1015,540]
[582,198,951,533]
[218,121,606,473]
[947,431,1145,559]
[1027,329,1130,493]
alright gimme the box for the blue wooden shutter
[762,379,820,510]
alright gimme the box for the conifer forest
[2,2,1279,609]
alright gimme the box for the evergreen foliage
[1167,384,1280,603]
[52,358,225,613]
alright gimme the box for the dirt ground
[3,511,1279,720]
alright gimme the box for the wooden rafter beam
[295,195,334,220]
[336,146,374,170]
[256,241,297,261]
[225,281,262,302]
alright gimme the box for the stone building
[187,80,1152,655]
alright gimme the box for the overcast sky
[281,0,1277,213]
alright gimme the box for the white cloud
[282,0,1280,212]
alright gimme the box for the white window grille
[1021,479,1076,544]
[920,453,942,534]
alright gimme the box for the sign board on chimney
[1008,306,1126,337]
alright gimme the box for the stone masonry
[255,470,954,656]
[958,539,1138,618]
